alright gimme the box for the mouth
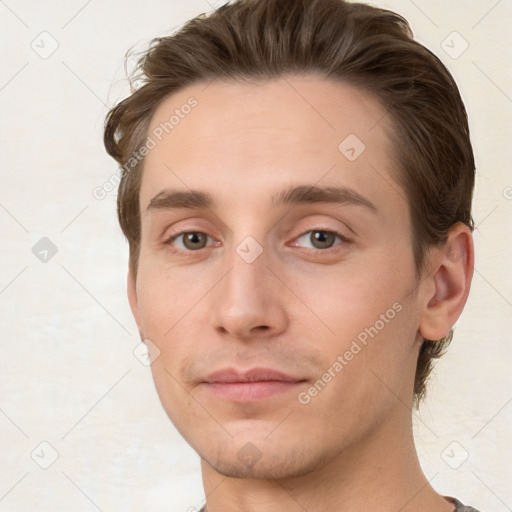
[201,367,307,402]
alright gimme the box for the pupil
[186,233,205,249]
[312,231,334,249]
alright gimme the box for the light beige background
[0,1,510,511]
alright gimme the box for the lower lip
[203,381,303,401]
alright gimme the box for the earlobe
[127,268,144,338]
[418,223,474,341]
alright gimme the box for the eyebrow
[272,185,377,212]
[145,184,378,214]
[146,189,213,211]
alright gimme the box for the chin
[203,453,317,480]
[197,431,326,480]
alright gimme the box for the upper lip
[203,367,305,383]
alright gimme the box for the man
[104,0,481,510]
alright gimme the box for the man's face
[129,75,428,479]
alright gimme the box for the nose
[211,244,289,341]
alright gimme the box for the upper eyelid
[291,221,353,244]
[165,226,347,240]
[165,231,217,245]
[296,229,349,241]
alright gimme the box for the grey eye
[296,230,342,250]
[180,232,209,250]
[310,231,336,249]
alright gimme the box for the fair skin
[127,75,473,512]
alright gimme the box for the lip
[204,367,303,384]
[202,367,306,402]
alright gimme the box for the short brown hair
[104,0,475,407]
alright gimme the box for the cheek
[135,260,203,337]
[139,284,199,430]
[292,253,418,407]
[294,250,413,344]
[135,270,198,394]
[296,302,418,447]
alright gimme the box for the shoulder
[445,495,483,512]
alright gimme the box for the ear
[127,267,144,339]
[418,222,474,341]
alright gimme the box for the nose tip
[216,318,272,339]
[211,255,288,341]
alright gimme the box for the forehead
[140,74,402,215]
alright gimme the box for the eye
[165,231,215,251]
[294,230,347,250]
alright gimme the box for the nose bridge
[222,219,271,296]
[211,234,288,339]
[222,238,270,311]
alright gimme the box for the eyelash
[163,231,218,253]
[163,228,351,254]
[293,229,350,250]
